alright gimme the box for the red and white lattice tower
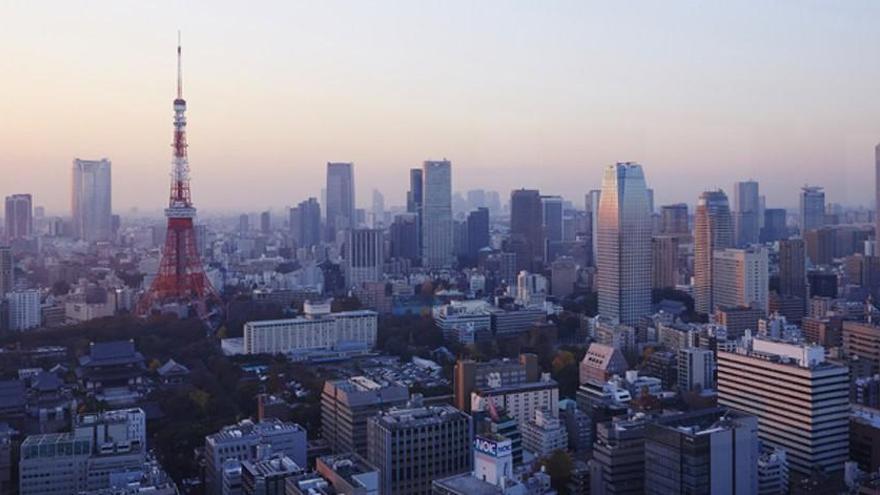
[137,35,219,318]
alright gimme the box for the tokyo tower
[137,35,220,319]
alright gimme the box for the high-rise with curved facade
[694,190,734,314]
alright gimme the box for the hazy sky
[2,1,880,215]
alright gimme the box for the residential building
[7,289,40,331]
[471,375,559,433]
[712,247,769,313]
[677,347,715,392]
[5,194,33,241]
[521,408,568,458]
[454,354,538,413]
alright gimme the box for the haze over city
[3,0,880,213]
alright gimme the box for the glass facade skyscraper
[596,162,652,325]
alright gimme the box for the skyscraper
[466,207,489,266]
[260,210,271,234]
[660,203,689,236]
[694,190,734,314]
[4,194,33,241]
[585,190,601,268]
[0,246,12,298]
[71,158,112,242]
[290,198,321,249]
[421,160,453,269]
[778,238,807,301]
[596,163,652,325]
[390,213,419,262]
[407,168,423,259]
[371,189,385,228]
[326,162,355,240]
[652,235,678,289]
[510,189,543,272]
[760,208,787,242]
[876,143,880,243]
[541,195,564,262]
[799,185,825,233]
[734,180,760,247]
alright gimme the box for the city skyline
[3,1,880,213]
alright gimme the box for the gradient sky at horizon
[2,1,880,214]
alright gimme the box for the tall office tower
[137,39,219,317]
[321,377,409,456]
[652,235,679,289]
[644,408,759,495]
[760,208,787,242]
[72,158,112,242]
[585,190,602,267]
[712,247,769,313]
[541,195,564,262]
[204,418,307,495]
[290,198,321,249]
[596,163,652,325]
[734,180,760,247]
[406,168,423,257]
[371,189,385,228]
[367,402,471,495]
[4,194,33,241]
[660,203,689,236]
[239,213,249,233]
[778,238,807,300]
[694,190,734,314]
[260,210,271,234]
[800,185,825,232]
[326,162,355,240]
[646,188,655,213]
[344,228,383,289]
[466,189,487,210]
[390,213,419,262]
[509,189,544,272]
[421,160,453,269]
[876,143,880,242]
[717,338,849,475]
[0,246,12,298]
[466,207,490,265]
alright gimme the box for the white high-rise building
[72,158,112,242]
[7,289,40,331]
[422,160,453,269]
[712,247,769,313]
[344,228,383,289]
[596,163,652,325]
[717,338,849,475]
